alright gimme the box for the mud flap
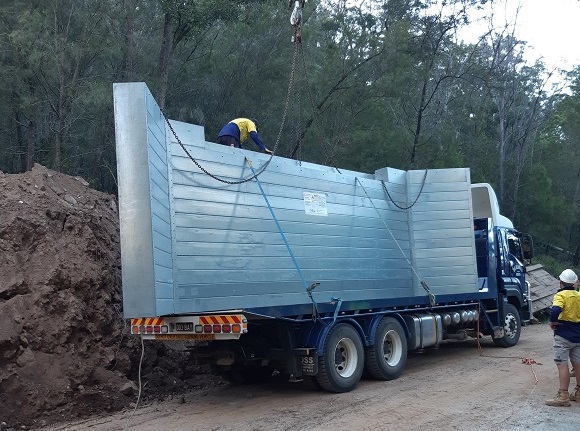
[297,350,318,375]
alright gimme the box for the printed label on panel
[303,192,328,216]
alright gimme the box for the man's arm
[249,131,273,154]
[549,305,562,329]
[549,292,564,329]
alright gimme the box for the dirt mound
[0,165,217,430]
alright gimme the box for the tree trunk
[574,166,580,206]
[497,102,506,201]
[26,80,36,171]
[26,119,35,171]
[12,97,25,172]
[53,74,65,172]
[121,0,135,81]
[156,13,174,110]
[410,80,428,167]
[510,146,524,221]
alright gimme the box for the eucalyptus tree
[473,23,555,223]
[369,0,493,170]
[158,0,494,175]
[289,0,394,166]
[544,69,580,207]
[163,0,392,168]
[533,68,580,260]
[155,1,290,152]
[155,0,272,110]
[1,0,124,177]
[0,0,45,172]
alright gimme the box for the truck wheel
[364,316,407,380]
[493,303,521,348]
[314,323,364,393]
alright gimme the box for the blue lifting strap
[246,157,342,324]
[246,158,341,323]
[245,158,309,289]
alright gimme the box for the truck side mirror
[522,234,534,261]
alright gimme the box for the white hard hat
[559,269,578,285]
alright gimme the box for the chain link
[381,170,428,210]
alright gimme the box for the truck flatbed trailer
[114,82,533,392]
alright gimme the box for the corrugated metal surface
[406,169,477,296]
[526,264,558,312]
[114,83,479,318]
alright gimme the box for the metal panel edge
[114,82,156,318]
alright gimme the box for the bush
[534,253,580,279]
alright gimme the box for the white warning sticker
[303,192,328,216]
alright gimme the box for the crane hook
[289,0,305,43]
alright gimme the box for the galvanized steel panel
[114,83,479,318]
[114,83,157,318]
[407,169,478,297]
[114,83,175,318]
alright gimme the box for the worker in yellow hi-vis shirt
[545,269,580,407]
[217,118,273,155]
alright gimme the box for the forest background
[1,0,579,273]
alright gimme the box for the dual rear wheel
[222,307,522,392]
[364,317,408,380]
[313,317,408,393]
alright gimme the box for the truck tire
[314,323,364,393]
[364,316,407,380]
[492,303,521,348]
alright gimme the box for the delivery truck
[113,82,534,393]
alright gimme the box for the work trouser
[217,135,240,148]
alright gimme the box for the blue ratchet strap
[246,158,327,322]
[245,157,308,289]
[331,297,342,323]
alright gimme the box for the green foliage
[0,0,578,258]
[535,253,580,281]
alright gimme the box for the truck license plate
[175,322,194,332]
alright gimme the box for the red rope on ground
[475,304,540,384]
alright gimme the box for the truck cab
[471,183,534,340]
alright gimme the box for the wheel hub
[504,313,518,338]
[334,337,358,378]
[383,330,402,366]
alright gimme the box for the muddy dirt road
[41,324,579,431]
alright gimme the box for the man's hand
[549,321,561,330]
[264,148,273,155]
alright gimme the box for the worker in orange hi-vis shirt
[217,118,273,155]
